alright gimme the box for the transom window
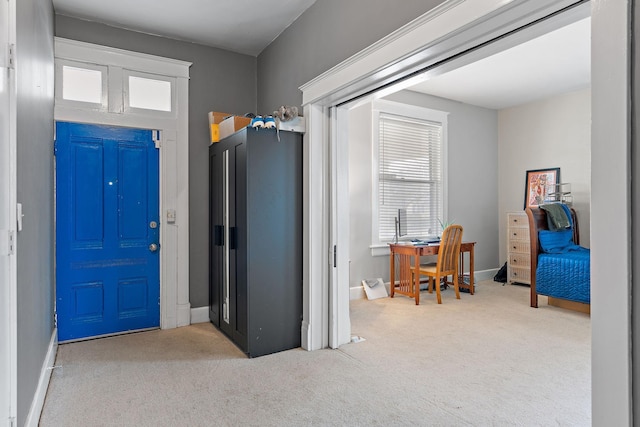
[62,65,103,104]
[125,72,174,113]
[55,58,176,117]
[56,60,108,109]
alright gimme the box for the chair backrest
[437,225,463,273]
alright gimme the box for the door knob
[149,243,159,252]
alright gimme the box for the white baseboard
[350,286,366,300]
[350,282,391,300]
[25,328,58,427]
[190,306,210,324]
[177,302,192,327]
[350,268,500,300]
[475,268,498,282]
[301,320,310,350]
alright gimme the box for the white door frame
[328,106,350,348]
[300,0,630,423]
[301,0,586,348]
[0,0,17,423]
[54,38,192,330]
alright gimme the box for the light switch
[167,209,176,224]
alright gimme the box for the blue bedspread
[536,248,590,304]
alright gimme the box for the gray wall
[257,0,447,113]
[16,0,55,423]
[54,15,258,308]
[55,1,451,311]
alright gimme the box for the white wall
[498,88,591,262]
[348,90,499,289]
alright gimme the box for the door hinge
[152,130,161,148]
[10,417,16,427]
[8,44,15,69]
[0,230,16,255]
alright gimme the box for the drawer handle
[513,259,517,263]
[513,246,517,249]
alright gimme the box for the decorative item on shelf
[263,116,276,128]
[273,105,298,122]
[250,115,265,128]
[544,182,573,206]
[273,105,305,134]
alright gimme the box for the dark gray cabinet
[209,128,302,357]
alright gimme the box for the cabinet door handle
[214,225,224,246]
[229,226,237,250]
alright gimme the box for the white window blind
[378,112,443,241]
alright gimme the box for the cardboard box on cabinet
[219,115,252,140]
[208,111,232,143]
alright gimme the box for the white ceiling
[52,0,318,56]
[407,17,591,110]
[52,1,590,109]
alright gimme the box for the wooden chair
[413,225,463,304]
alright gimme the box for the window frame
[370,99,448,256]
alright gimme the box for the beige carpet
[39,281,590,426]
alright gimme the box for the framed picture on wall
[524,167,560,209]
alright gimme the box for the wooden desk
[389,242,476,305]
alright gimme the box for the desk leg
[414,253,420,305]
[459,252,465,290]
[469,245,475,295]
[390,251,395,298]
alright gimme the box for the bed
[525,204,590,312]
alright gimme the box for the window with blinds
[378,112,443,241]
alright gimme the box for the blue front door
[55,122,160,341]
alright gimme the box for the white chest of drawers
[507,211,531,285]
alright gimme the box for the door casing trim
[54,38,192,330]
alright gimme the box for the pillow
[539,229,574,253]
